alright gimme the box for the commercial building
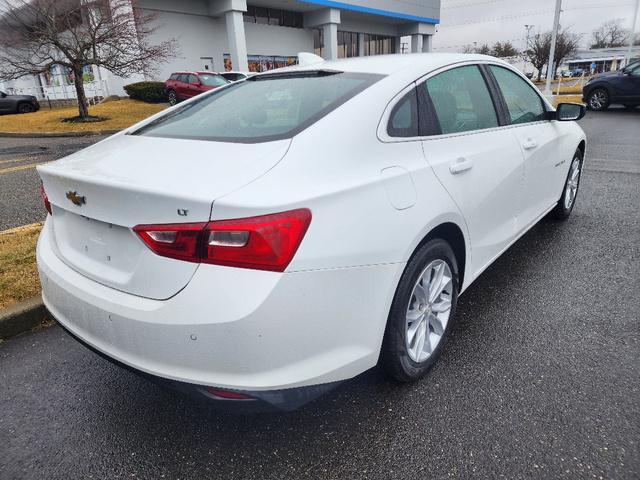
[0,0,441,99]
[564,46,640,74]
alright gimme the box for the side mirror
[555,103,586,122]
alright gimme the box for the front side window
[134,72,383,143]
[199,74,228,87]
[489,66,546,124]
[423,65,498,134]
[187,74,198,84]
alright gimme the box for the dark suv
[164,72,229,105]
[583,61,640,111]
[0,91,40,114]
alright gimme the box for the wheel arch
[409,221,467,291]
[577,139,586,157]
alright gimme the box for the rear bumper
[37,218,403,405]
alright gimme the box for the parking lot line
[0,162,49,175]
[0,157,29,165]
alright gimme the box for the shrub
[123,81,167,103]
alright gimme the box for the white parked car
[219,71,252,82]
[37,54,586,410]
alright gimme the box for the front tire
[17,103,35,114]
[382,239,459,382]
[550,149,583,220]
[587,88,609,111]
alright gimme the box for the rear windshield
[199,74,229,87]
[133,71,383,143]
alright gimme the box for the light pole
[544,0,562,96]
[524,24,534,73]
[626,0,639,66]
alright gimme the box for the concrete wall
[245,23,314,58]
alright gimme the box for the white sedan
[37,54,586,410]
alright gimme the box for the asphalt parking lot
[0,135,107,230]
[1,109,639,479]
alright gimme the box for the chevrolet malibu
[37,54,586,410]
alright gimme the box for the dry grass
[553,94,583,106]
[0,99,167,134]
[0,223,42,310]
[555,84,583,94]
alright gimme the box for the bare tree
[0,0,178,120]
[525,33,550,81]
[524,29,579,81]
[552,29,581,78]
[491,41,519,58]
[591,19,629,48]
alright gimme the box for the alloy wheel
[564,157,581,210]
[405,259,453,363]
[168,91,177,106]
[588,90,607,110]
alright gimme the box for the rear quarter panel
[212,79,469,276]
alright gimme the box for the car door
[616,63,640,103]
[176,74,189,99]
[0,92,11,113]
[186,74,201,98]
[418,64,526,276]
[485,65,563,230]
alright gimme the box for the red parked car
[165,71,229,105]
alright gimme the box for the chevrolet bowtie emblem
[66,191,86,206]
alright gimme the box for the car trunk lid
[38,134,290,299]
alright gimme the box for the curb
[0,130,120,138]
[0,296,47,340]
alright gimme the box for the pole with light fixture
[626,0,639,66]
[524,24,534,74]
[544,0,562,97]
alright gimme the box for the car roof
[259,53,509,80]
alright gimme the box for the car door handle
[522,139,538,150]
[449,158,473,175]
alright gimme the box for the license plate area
[51,208,142,284]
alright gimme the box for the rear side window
[134,72,383,143]
[423,65,498,135]
[387,88,419,137]
[169,73,179,80]
[489,66,545,124]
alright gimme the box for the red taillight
[203,209,312,272]
[40,183,52,215]
[133,222,206,263]
[133,209,311,272]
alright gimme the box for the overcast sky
[432,0,639,52]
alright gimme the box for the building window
[338,31,359,58]
[314,29,324,57]
[224,54,298,73]
[363,34,396,56]
[243,6,303,28]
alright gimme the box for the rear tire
[167,90,178,106]
[550,148,583,220]
[587,88,609,111]
[17,103,35,114]
[382,239,459,382]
